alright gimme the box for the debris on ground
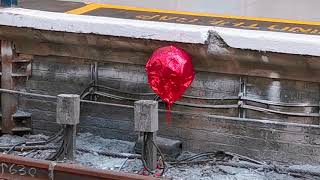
[0,133,320,180]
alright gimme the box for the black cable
[92,85,155,96]
[153,95,160,101]
[46,128,66,161]
[45,128,64,144]
[85,88,317,116]
[82,87,239,109]
[176,152,218,163]
[80,84,319,115]
[151,138,166,176]
[1,127,64,155]
[80,82,94,99]
[21,149,37,157]
[6,142,26,154]
[25,128,64,146]
[80,84,238,101]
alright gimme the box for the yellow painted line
[66,3,320,26]
[66,3,99,15]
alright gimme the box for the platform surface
[0,0,317,56]
[18,0,320,36]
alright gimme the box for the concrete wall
[17,54,320,164]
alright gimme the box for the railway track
[0,154,157,180]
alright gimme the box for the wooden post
[56,94,80,160]
[1,40,16,134]
[134,100,158,171]
[63,124,77,160]
[144,132,157,171]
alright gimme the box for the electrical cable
[81,86,239,109]
[26,128,64,146]
[46,128,66,161]
[80,84,238,101]
[151,138,166,176]
[21,149,38,157]
[5,142,26,154]
[118,158,129,172]
[176,152,219,163]
[80,83,318,117]
[1,127,64,154]
[92,90,239,109]
[140,133,154,175]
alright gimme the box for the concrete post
[56,94,80,160]
[134,100,158,171]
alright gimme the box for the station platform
[0,0,319,56]
[19,0,320,36]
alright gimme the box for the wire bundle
[140,132,166,177]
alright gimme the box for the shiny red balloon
[146,45,195,125]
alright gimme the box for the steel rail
[0,154,157,180]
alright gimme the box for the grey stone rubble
[1,133,320,180]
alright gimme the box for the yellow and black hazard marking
[66,3,320,36]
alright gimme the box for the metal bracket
[238,77,247,118]
[90,62,98,100]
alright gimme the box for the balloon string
[166,103,172,126]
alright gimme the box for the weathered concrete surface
[1,27,320,83]
[14,53,320,165]
[56,94,80,125]
[134,100,158,132]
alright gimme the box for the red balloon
[146,45,195,125]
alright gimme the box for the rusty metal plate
[0,154,157,180]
